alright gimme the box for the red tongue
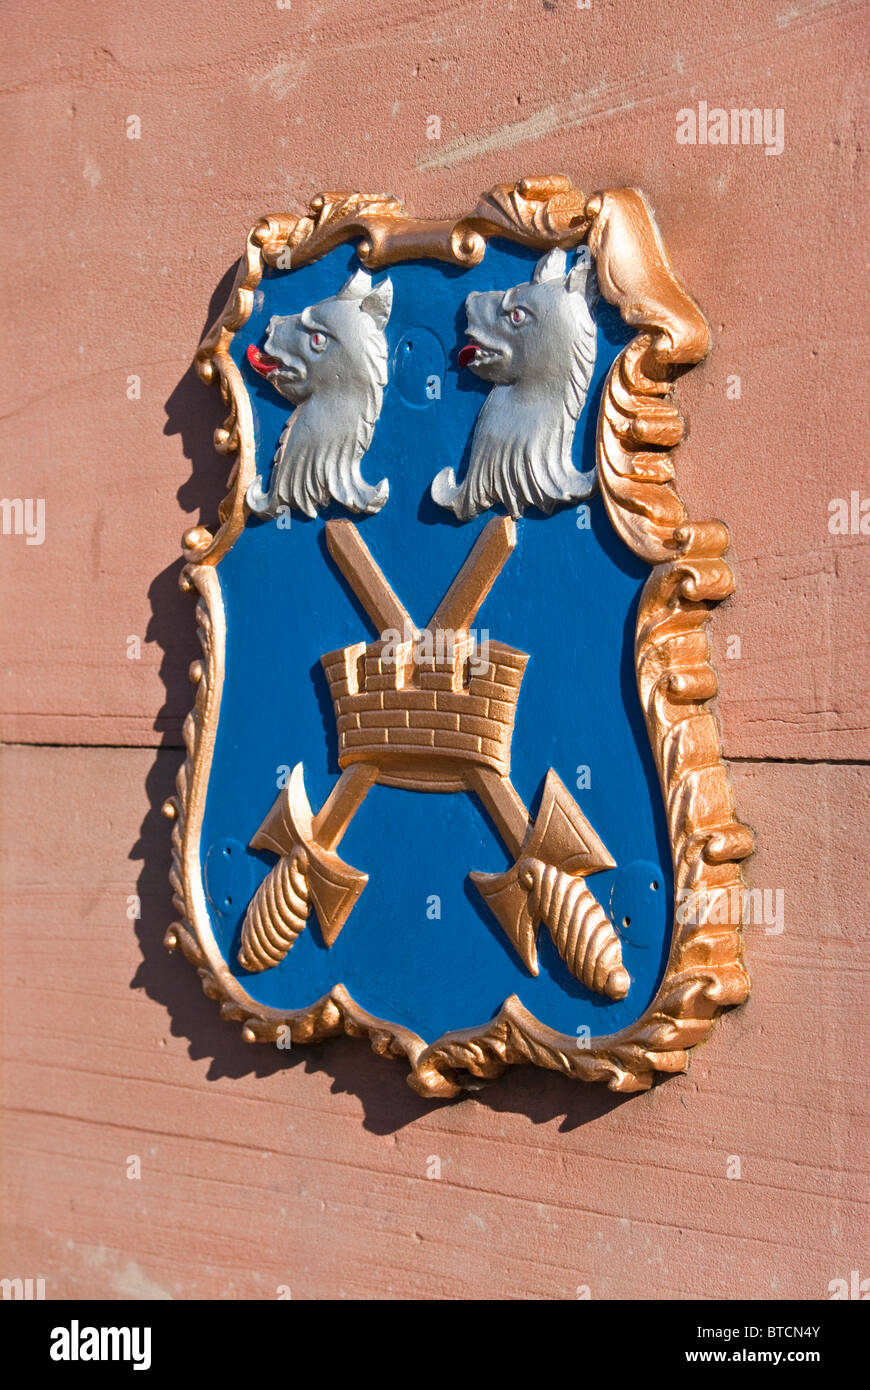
[457,342,480,369]
[247,343,282,376]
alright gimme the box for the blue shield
[198,240,673,1059]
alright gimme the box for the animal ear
[360,277,393,330]
[336,268,373,300]
[566,247,594,294]
[532,248,567,283]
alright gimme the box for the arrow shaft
[313,763,378,850]
[326,520,415,636]
[428,516,516,633]
[466,765,530,860]
[326,517,516,650]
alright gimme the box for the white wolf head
[245,269,393,518]
[431,248,598,519]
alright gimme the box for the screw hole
[622,915,631,927]
[650,880,659,891]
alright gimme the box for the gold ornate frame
[163,177,753,1098]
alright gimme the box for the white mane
[432,250,598,520]
[246,271,392,519]
[257,330,388,519]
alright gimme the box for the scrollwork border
[164,177,752,1098]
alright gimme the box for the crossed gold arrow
[238,517,629,1000]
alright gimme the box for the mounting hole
[622,916,631,928]
[204,837,251,917]
[393,327,445,408]
[650,880,659,891]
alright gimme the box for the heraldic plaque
[163,177,753,1098]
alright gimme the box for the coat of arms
[164,177,753,1098]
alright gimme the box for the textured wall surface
[1,0,868,1300]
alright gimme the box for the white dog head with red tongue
[246,269,393,519]
[432,248,598,520]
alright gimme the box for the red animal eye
[510,307,526,325]
[310,331,327,350]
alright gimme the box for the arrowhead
[469,867,540,975]
[249,763,368,947]
[307,857,368,948]
[523,768,615,876]
[249,763,312,857]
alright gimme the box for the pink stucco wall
[1,0,867,1299]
